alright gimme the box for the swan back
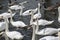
[36,28,58,35]
[33,19,54,26]
[11,21,27,27]
[6,31,24,39]
[39,36,59,40]
[0,22,6,31]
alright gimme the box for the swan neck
[31,24,35,40]
[10,10,13,22]
[38,3,40,14]
[30,11,34,25]
[58,8,60,18]
[35,18,39,33]
[20,7,23,15]
[4,17,9,32]
[31,10,36,40]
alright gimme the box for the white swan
[33,3,41,19]
[6,31,24,40]
[9,1,28,16]
[4,17,24,40]
[35,28,58,35]
[22,8,38,16]
[39,36,59,40]
[9,9,27,29]
[32,19,54,26]
[9,5,25,10]
[11,21,27,28]
[0,16,9,31]
[9,1,27,10]
[58,6,60,22]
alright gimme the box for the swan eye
[29,11,31,13]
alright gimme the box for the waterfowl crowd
[0,0,60,40]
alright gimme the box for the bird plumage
[22,8,38,16]
[0,12,16,19]
[39,36,59,40]
[11,21,27,27]
[0,22,6,31]
[36,28,58,35]
[9,5,24,10]
[6,31,24,39]
[32,19,54,26]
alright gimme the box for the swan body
[39,36,59,40]
[22,8,38,16]
[32,19,54,26]
[9,5,24,10]
[36,28,58,35]
[11,21,27,27]
[0,22,6,31]
[0,12,16,18]
[6,31,24,39]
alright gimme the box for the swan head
[38,2,40,7]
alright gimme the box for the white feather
[39,36,59,40]
[6,31,24,39]
[36,28,58,35]
[33,19,54,26]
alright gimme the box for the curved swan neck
[35,18,39,33]
[38,3,40,14]
[58,7,60,18]
[20,8,23,15]
[9,9,13,22]
[32,24,35,40]
[31,10,36,40]
[4,17,9,32]
[30,10,34,25]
